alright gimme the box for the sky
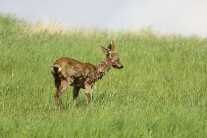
[1,0,207,37]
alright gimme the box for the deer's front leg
[85,84,92,106]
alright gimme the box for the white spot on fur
[58,66,62,72]
[50,64,62,74]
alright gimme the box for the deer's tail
[50,64,62,75]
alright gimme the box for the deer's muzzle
[113,64,123,69]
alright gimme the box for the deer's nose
[120,65,123,69]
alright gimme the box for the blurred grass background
[0,14,207,138]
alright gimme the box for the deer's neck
[96,58,112,80]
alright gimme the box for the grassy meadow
[1,14,207,137]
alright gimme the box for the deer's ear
[101,46,109,55]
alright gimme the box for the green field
[1,14,207,138]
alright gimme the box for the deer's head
[101,38,123,69]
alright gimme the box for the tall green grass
[0,14,207,137]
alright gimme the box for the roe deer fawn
[50,38,123,110]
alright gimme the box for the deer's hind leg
[53,74,61,90]
[85,84,93,106]
[54,77,73,111]
[73,87,80,107]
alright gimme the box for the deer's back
[52,57,97,81]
